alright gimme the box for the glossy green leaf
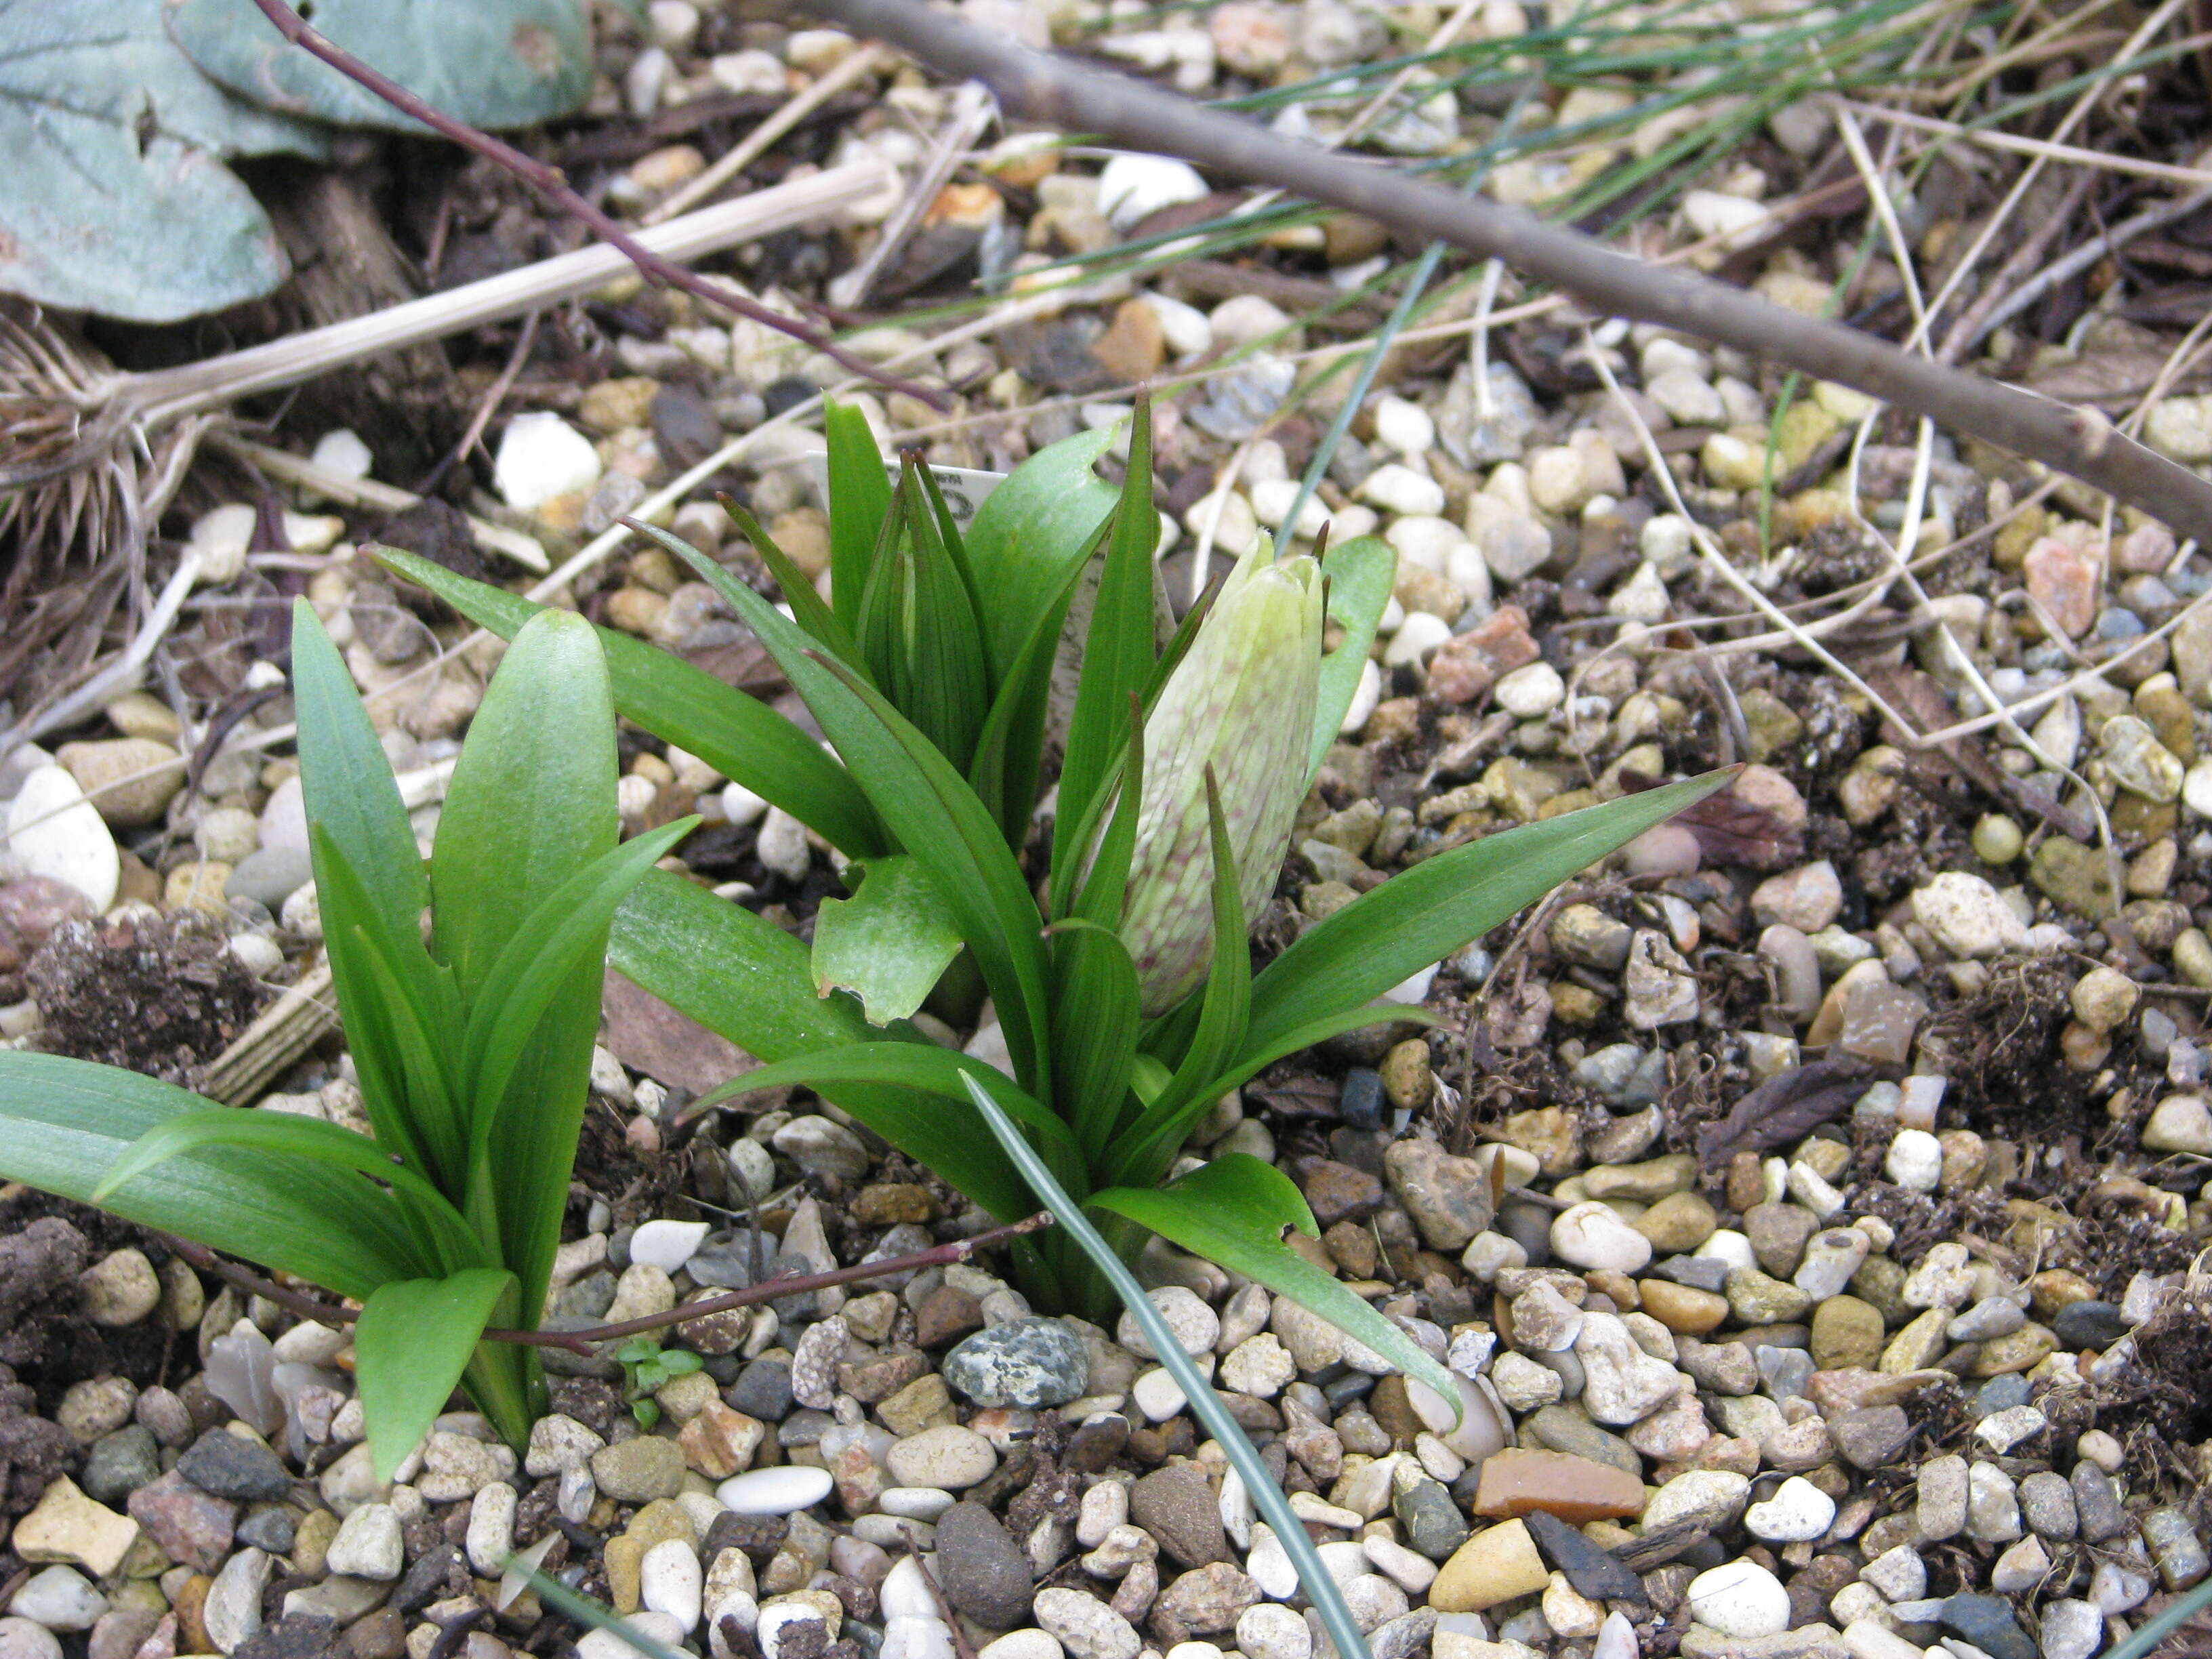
[962,1078,1375,1659]
[91,1107,481,1268]
[1244,773,1734,1062]
[825,402,891,630]
[1153,773,1250,1125]
[811,856,965,1027]
[432,609,627,1326]
[355,1269,516,1480]
[1048,919,1139,1154]
[291,600,426,955]
[0,1053,437,1298]
[798,653,1054,1097]
[718,496,865,669]
[965,537,1096,846]
[1090,1155,1458,1408]
[1309,536,1396,778]
[372,548,882,858]
[964,424,1120,677]
[706,1041,1073,1222]
[430,609,616,1001]
[853,460,991,771]
[1056,400,1158,896]
[462,818,696,1132]
[611,872,878,1063]
[1070,696,1146,929]
[308,823,465,1187]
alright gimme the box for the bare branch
[161,1211,1052,1355]
[239,0,947,409]
[808,0,2212,542]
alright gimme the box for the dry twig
[808,0,2212,541]
[163,1212,1052,1355]
[239,0,941,405]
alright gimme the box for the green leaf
[1069,695,1146,928]
[719,497,865,670]
[612,872,878,1061]
[711,1041,1074,1223]
[609,874,1050,1215]
[0,1053,441,1298]
[1244,773,1734,1063]
[372,548,883,858]
[430,609,617,1001]
[308,824,466,1187]
[1153,771,1250,1123]
[432,608,624,1325]
[798,653,1054,1098]
[825,402,891,631]
[1090,1155,1458,1408]
[965,539,1097,847]
[964,424,1120,678]
[169,0,593,132]
[852,459,992,771]
[811,856,965,1027]
[0,0,322,323]
[462,819,696,1131]
[292,600,428,958]
[1056,401,1158,891]
[1048,919,1139,1154]
[961,1077,1376,1659]
[1309,536,1397,777]
[91,1107,483,1265]
[355,1270,516,1481]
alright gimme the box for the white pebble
[1494,661,1565,717]
[1686,1559,1790,1638]
[1099,155,1210,232]
[642,1539,703,1633]
[311,429,373,481]
[1884,1128,1942,1192]
[1356,464,1447,518]
[1743,1477,1837,1543]
[1550,1201,1652,1274]
[495,413,602,512]
[716,1466,833,1515]
[628,1220,710,1274]
[1374,397,1437,457]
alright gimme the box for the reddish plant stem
[161,1211,1051,1356]
[239,0,946,409]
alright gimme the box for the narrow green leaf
[706,1042,1076,1222]
[611,871,878,1064]
[855,458,991,771]
[1309,536,1397,778]
[965,533,1099,847]
[964,424,1120,677]
[430,609,617,1001]
[962,1078,1375,1659]
[799,652,1054,1097]
[825,402,891,630]
[811,855,965,1027]
[0,1053,440,1298]
[290,599,426,947]
[1056,400,1158,890]
[1138,558,1224,714]
[372,547,882,858]
[609,874,1049,1220]
[1155,772,1250,1117]
[1090,1156,1458,1408]
[355,1269,515,1480]
[1244,773,1734,1061]
[91,1107,483,1273]
[1070,695,1145,928]
[461,819,696,1132]
[719,495,865,669]
[1049,921,1139,1158]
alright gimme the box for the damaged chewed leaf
[0,0,324,320]
[169,0,594,133]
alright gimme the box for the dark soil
[28,911,270,1087]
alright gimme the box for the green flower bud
[1118,541,1325,1015]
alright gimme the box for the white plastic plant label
[805,457,1008,531]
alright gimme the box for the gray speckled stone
[943,1318,1090,1408]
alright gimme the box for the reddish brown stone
[1470,1449,1646,1522]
